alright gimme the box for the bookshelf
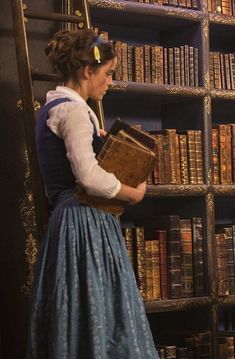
[87,0,235,357]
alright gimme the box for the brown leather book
[76,127,156,215]
[145,240,154,301]
[212,128,220,184]
[180,219,193,298]
[134,227,147,301]
[192,217,205,297]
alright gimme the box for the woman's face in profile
[88,57,117,101]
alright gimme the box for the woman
[27,28,159,359]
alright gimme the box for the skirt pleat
[27,197,159,359]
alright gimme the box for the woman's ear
[83,65,92,80]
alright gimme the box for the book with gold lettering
[76,120,156,215]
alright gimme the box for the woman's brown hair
[45,29,116,81]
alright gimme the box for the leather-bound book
[229,124,235,182]
[180,219,193,298]
[179,134,189,184]
[209,52,215,88]
[229,53,235,90]
[144,45,151,83]
[77,121,156,215]
[113,41,122,81]
[133,227,147,301]
[224,53,232,89]
[121,42,128,82]
[219,53,226,90]
[145,239,154,301]
[225,124,232,184]
[215,233,229,296]
[189,46,195,87]
[156,229,168,299]
[192,217,205,297]
[153,134,165,184]
[212,128,220,184]
[217,124,228,184]
[213,52,222,89]
[168,48,174,85]
[195,130,203,184]
[122,227,134,268]
[184,45,190,87]
[164,47,168,84]
[151,238,161,300]
[127,44,134,82]
[134,46,144,83]
[180,46,185,86]
[174,47,181,86]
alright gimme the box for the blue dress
[27,98,159,359]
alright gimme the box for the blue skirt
[27,197,159,359]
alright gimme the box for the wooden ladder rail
[10,0,104,240]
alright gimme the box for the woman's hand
[99,129,107,138]
[115,181,147,205]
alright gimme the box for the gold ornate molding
[204,95,211,116]
[20,150,39,296]
[207,168,212,185]
[16,98,41,111]
[167,86,205,96]
[206,193,214,213]
[211,89,235,99]
[204,71,210,90]
[202,19,208,39]
[110,81,128,92]
[209,13,235,25]
[88,0,126,11]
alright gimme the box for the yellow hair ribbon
[94,46,101,63]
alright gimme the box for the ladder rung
[31,70,62,82]
[24,10,84,23]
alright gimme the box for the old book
[168,47,174,85]
[145,240,154,301]
[134,46,144,83]
[164,47,168,84]
[225,125,233,184]
[113,41,122,81]
[192,217,205,297]
[180,219,193,297]
[195,130,203,184]
[180,46,185,86]
[77,122,156,215]
[215,232,229,296]
[229,124,235,182]
[217,124,228,184]
[216,225,235,294]
[179,134,189,184]
[121,42,128,82]
[185,130,197,184]
[209,52,215,88]
[144,44,151,83]
[153,134,165,184]
[213,52,222,89]
[123,227,134,268]
[151,238,161,301]
[194,47,199,87]
[219,53,226,90]
[127,44,134,82]
[212,128,220,184]
[156,230,168,299]
[189,46,195,87]
[174,47,181,86]
[184,45,190,87]
[225,53,232,89]
[134,227,147,301]
[229,53,235,90]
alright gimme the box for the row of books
[122,216,205,301]
[114,41,199,87]
[210,52,235,90]
[125,0,198,9]
[147,129,203,185]
[212,124,235,185]
[207,0,235,16]
[218,334,235,359]
[215,224,235,297]
[156,331,211,359]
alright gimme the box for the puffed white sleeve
[56,103,121,199]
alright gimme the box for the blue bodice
[36,97,103,207]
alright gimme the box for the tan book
[179,134,189,184]
[77,129,156,215]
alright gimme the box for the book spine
[121,42,128,82]
[230,124,235,182]
[224,53,232,89]
[123,227,134,268]
[167,216,182,299]
[210,52,215,88]
[158,230,168,300]
[153,134,165,184]
[180,219,193,297]
[187,130,197,184]
[192,217,205,297]
[127,44,134,82]
[134,227,147,301]
[179,134,190,184]
[184,45,190,87]
[195,130,203,184]
[194,47,199,87]
[214,52,222,89]
[189,46,195,87]
[229,53,235,90]
[168,48,174,85]
[151,239,161,300]
[164,47,168,84]
[212,128,220,184]
[175,134,181,184]
[220,53,226,90]
[215,233,229,296]
[174,47,181,86]
[145,240,154,301]
[114,41,122,81]
[180,46,185,86]
[218,124,228,184]
[144,44,151,83]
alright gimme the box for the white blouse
[46,86,121,199]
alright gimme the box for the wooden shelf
[109,81,206,98]
[89,0,203,28]
[209,12,235,26]
[210,89,235,100]
[146,184,209,197]
[144,296,212,313]
[218,295,235,306]
[213,185,235,196]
